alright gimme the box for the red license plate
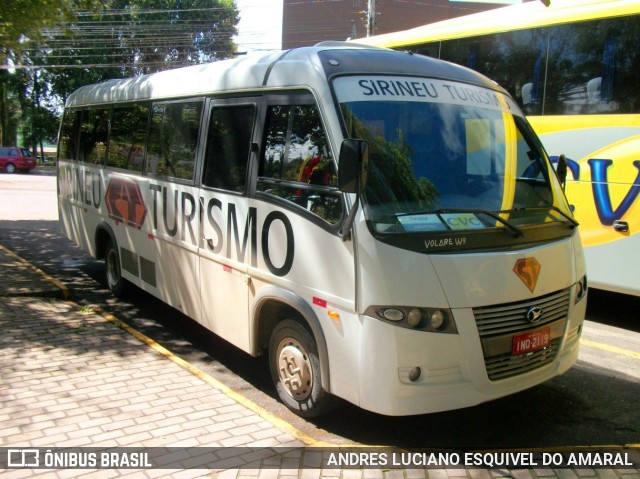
[512,327,551,355]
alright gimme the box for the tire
[104,239,126,297]
[269,319,337,417]
[5,163,16,174]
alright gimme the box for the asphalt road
[1,169,639,450]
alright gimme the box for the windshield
[334,76,572,237]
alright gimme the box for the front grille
[485,338,561,380]
[474,289,570,337]
[473,288,570,381]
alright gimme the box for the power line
[73,6,236,16]
[0,61,222,70]
[2,5,244,69]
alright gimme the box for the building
[282,0,533,50]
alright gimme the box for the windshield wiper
[398,208,524,238]
[510,206,579,228]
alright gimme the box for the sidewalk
[0,245,309,478]
[0,244,638,478]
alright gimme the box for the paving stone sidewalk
[1,245,638,479]
[0,245,309,478]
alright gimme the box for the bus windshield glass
[334,76,572,235]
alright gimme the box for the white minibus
[57,42,587,417]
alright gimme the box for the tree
[43,0,239,102]
[0,70,24,145]
[0,0,240,152]
[0,0,102,145]
[0,0,99,62]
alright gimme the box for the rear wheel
[105,239,126,297]
[269,319,337,417]
[5,163,16,174]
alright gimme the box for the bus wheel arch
[253,289,337,417]
[94,224,115,261]
[95,225,127,297]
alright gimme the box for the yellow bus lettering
[589,158,640,225]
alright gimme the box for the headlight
[365,305,457,333]
[407,308,422,328]
[429,310,445,330]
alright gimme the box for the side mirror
[556,154,568,190]
[338,139,368,193]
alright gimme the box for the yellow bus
[357,0,640,296]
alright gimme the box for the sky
[234,0,284,53]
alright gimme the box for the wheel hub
[276,338,312,401]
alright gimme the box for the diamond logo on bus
[105,177,147,229]
[513,257,541,293]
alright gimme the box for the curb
[0,244,70,299]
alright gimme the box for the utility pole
[367,0,376,37]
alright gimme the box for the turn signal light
[575,275,587,304]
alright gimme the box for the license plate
[512,327,551,355]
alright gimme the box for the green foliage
[0,0,240,151]
[0,0,101,61]
[366,134,439,209]
[348,116,439,212]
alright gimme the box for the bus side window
[202,105,255,193]
[147,100,203,181]
[78,108,110,165]
[59,110,80,162]
[257,103,342,225]
[108,104,149,172]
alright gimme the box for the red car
[0,146,37,173]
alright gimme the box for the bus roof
[65,42,504,108]
[355,0,640,48]
[65,49,285,107]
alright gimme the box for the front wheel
[269,319,337,417]
[104,239,126,297]
[5,163,16,174]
